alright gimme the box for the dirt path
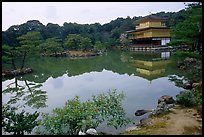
[122,105,202,135]
[150,105,202,135]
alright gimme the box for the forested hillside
[2,10,185,48]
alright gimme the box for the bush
[176,89,202,107]
[172,51,202,60]
[2,104,39,135]
[35,90,131,135]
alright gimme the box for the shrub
[176,89,202,107]
[171,51,202,60]
[2,104,39,135]
[35,90,131,135]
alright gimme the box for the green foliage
[35,90,131,135]
[171,51,202,60]
[167,39,188,46]
[3,10,187,50]
[79,37,93,50]
[17,31,43,47]
[39,37,63,54]
[2,104,39,135]
[171,2,202,51]
[17,31,43,55]
[176,89,202,107]
[2,31,44,70]
[2,44,14,63]
[94,41,106,51]
[63,34,83,50]
[170,53,202,84]
[63,34,93,51]
[154,10,185,28]
[2,44,23,69]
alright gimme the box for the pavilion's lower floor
[131,37,171,47]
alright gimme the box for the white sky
[2,2,191,31]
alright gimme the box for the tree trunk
[21,52,27,69]
[11,59,17,70]
[25,80,33,95]
[192,43,196,51]
[197,33,201,52]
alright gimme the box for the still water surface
[2,51,184,134]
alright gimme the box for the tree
[63,34,93,51]
[93,41,106,52]
[17,31,43,69]
[43,23,62,38]
[35,90,131,135]
[2,44,20,70]
[17,31,43,47]
[39,37,63,55]
[170,2,202,52]
[63,34,82,50]
[3,10,191,51]
[79,37,93,51]
[119,33,131,46]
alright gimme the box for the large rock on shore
[2,68,33,77]
[158,95,175,104]
[150,95,175,116]
[135,109,152,116]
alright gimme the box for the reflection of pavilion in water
[122,51,171,81]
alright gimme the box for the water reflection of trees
[3,77,47,109]
[2,51,183,84]
[3,52,136,83]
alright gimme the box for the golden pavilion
[126,15,171,50]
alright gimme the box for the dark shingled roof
[126,27,170,33]
[133,15,168,24]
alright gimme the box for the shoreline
[120,104,202,135]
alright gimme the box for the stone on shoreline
[158,95,175,104]
[135,109,152,116]
[2,68,33,77]
[125,126,141,132]
[150,95,175,116]
[86,128,97,135]
[79,128,97,135]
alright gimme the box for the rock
[135,109,152,116]
[2,68,33,77]
[177,61,184,68]
[158,95,175,104]
[166,103,175,109]
[184,57,196,63]
[78,131,86,135]
[138,118,151,126]
[183,82,192,90]
[125,126,140,132]
[86,128,97,135]
[151,102,169,116]
[157,102,167,109]
[192,82,201,88]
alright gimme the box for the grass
[120,130,151,135]
[120,121,167,135]
[145,121,167,130]
[183,126,202,135]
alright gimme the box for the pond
[2,51,185,134]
